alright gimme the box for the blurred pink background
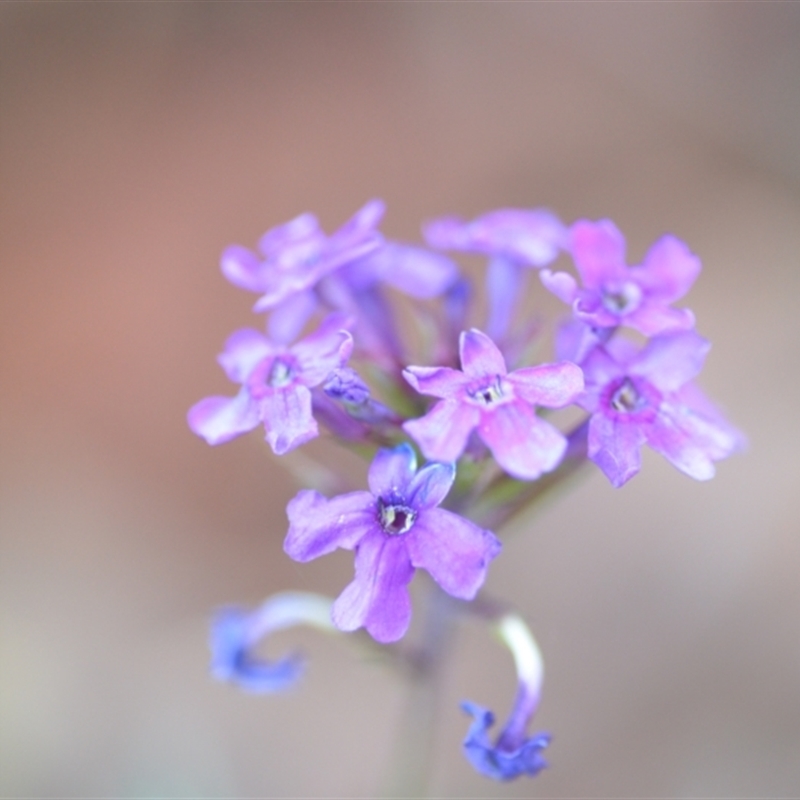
[1,3,799,797]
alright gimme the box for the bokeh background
[2,3,799,797]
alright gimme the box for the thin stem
[380,581,456,798]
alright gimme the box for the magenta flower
[403,329,584,480]
[187,315,353,454]
[220,200,385,341]
[541,219,701,337]
[578,331,744,487]
[283,444,501,643]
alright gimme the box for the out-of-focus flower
[283,444,501,643]
[210,592,334,693]
[425,208,567,339]
[541,219,700,337]
[403,329,583,480]
[220,200,385,341]
[187,315,353,454]
[462,614,550,780]
[578,330,745,487]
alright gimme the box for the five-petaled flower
[577,330,744,487]
[541,219,701,337]
[403,329,584,480]
[283,443,501,643]
[187,315,353,454]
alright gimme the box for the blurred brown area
[1,3,799,797]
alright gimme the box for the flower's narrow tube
[461,612,550,781]
[210,591,334,693]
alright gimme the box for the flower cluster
[190,202,742,783]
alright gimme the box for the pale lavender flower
[283,444,501,643]
[220,200,385,342]
[578,330,744,487]
[403,329,584,480]
[187,315,353,454]
[210,592,334,693]
[462,614,550,781]
[424,208,567,339]
[541,219,700,336]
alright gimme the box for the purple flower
[578,330,744,487]
[403,329,584,481]
[220,200,385,341]
[425,208,567,339]
[210,592,334,693]
[541,219,701,337]
[341,242,459,299]
[283,444,501,643]
[424,208,566,266]
[187,315,353,454]
[461,614,550,781]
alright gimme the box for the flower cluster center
[378,499,417,535]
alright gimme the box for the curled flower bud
[461,614,550,781]
[210,592,334,693]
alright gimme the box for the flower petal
[630,331,709,391]
[460,329,507,378]
[258,213,320,257]
[367,443,417,498]
[403,366,468,398]
[569,219,627,288]
[369,243,459,298]
[260,384,318,454]
[403,399,481,463]
[267,290,318,345]
[461,701,550,781]
[331,532,414,643]
[508,362,584,408]
[407,507,500,599]
[479,402,567,480]
[284,489,376,562]
[217,328,274,383]
[220,244,267,292]
[626,303,696,337]
[291,316,354,386]
[588,413,646,487]
[406,462,456,510]
[539,268,577,305]
[486,256,524,341]
[187,389,260,445]
[638,234,701,302]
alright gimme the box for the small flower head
[283,443,501,642]
[578,330,745,486]
[188,315,353,454]
[403,329,584,480]
[210,592,334,693]
[220,200,385,314]
[541,219,701,337]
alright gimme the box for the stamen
[378,498,417,535]
[610,378,642,413]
